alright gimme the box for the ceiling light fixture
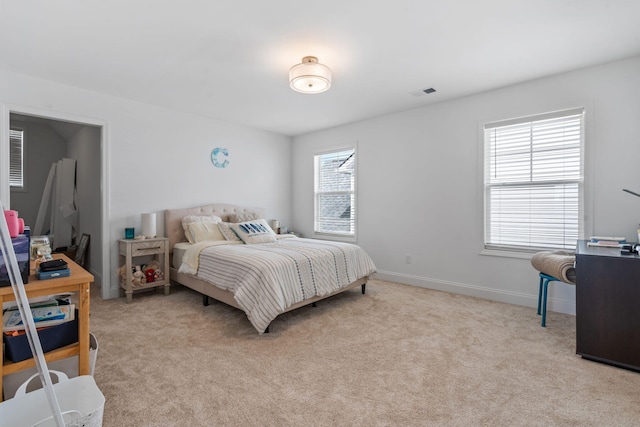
[289,56,331,94]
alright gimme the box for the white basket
[0,370,105,427]
[3,333,99,400]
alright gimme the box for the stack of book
[2,295,78,363]
[587,236,627,248]
[2,294,74,336]
[36,258,70,280]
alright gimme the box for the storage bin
[3,333,98,400]
[0,370,104,427]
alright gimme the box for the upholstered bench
[531,251,576,327]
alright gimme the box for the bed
[165,204,376,334]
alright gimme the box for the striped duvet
[182,237,376,333]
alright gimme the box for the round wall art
[211,147,230,168]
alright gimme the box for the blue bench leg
[537,275,544,315]
[537,273,559,327]
[541,277,550,327]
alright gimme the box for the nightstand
[118,237,170,303]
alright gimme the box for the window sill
[313,233,357,243]
[480,248,535,260]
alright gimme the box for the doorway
[2,105,110,299]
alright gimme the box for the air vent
[410,87,437,97]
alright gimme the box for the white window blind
[484,108,584,251]
[9,128,24,189]
[314,147,356,238]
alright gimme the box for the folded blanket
[179,240,242,275]
[531,251,576,284]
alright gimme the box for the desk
[575,240,640,372]
[1,254,93,400]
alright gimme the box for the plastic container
[0,370,104,427]
[3,210,19,238]
[3,333,99,399]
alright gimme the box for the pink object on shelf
[4,210,20,238]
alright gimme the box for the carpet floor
[89,279,640,426]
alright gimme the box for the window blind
[314,148,356,237]
[484,108,584,251]
[9,128,24,188]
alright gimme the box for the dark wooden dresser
[575,240,640,372]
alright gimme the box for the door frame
[1,103,111,300]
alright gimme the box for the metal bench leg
[541,277,550,327]
[537,273,560,327]
[537,275,544,315]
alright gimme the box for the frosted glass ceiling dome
[289,56,332,94]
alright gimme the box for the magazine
[2,304,75,332]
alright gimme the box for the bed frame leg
[361,283,366,294]
[202,294,209,306]
[312,302,317,307]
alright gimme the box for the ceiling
[1,1,639,137]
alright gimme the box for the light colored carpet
[89,280,640,426]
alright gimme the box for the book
[587,241,625,248]
[37,267,71,280]
[2,293,72,312]
[2,304,75,332]
[588,236,627,247]
[589,236,626,243]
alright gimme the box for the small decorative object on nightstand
[141,213,157,238]
[118,237,169,303]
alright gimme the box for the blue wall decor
[211,147,230,168]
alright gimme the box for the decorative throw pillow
[187,221,226,243]
[228,211,260,223]
[181,215,222,243]
[229,219,277,244]
[218,222,243,242]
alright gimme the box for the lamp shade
[289,56,331,94]
[141,213,156,238]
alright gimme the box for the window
[9,127,25,190]
[484,108,584,252]
[314,147,356,239]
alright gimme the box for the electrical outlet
[405,254,412,264]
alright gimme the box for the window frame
[9,126,27,192]
[313,144,357,242]
[482,108,585,254]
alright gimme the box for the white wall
[292,55,640,315]
[1,70,292,299]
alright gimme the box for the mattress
[172,242,191,269]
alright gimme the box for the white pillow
[228,211,260,223]
[181,215,222,243]
[218,222,242,242]
[187,221,226,243]
[229,219,277,244]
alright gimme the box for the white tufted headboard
[164,204,266,253]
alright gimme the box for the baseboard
[373,270,576,316]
